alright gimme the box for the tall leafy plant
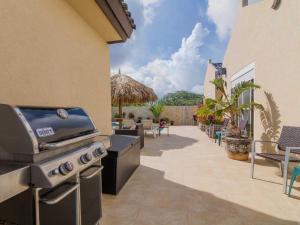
[200,78,264,137]
[150,102,165,122]
[197,98,220,125]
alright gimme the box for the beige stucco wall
[112,106,198,125]
[0,0,115,134]
[223,0,300,142]
[203,62,216,99]
[161,106,198,125]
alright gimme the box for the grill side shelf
[0,163,30,204]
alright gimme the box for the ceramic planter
[224,137,251,161]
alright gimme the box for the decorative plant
[150,102,165,122]
[160,117,170,123]
[201,78,264,138]
[128,112,135,119]
[197,99,223,125]
[114,113,121,118]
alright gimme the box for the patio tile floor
[101,126,300,225]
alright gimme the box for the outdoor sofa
[114,123,144,148]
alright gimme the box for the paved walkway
[101,126,300,225]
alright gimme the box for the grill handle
[80,165,103,180]
[39,131,101,150]
[40,183,79,205]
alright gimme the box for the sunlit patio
[101,126,300,225]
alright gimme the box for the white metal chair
[222,119,248,139]
[141,119,158,138]
[122,119,136,128]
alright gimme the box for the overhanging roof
[96,0,136,43]
[66,0,135,44]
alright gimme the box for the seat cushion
[256,153,300,162]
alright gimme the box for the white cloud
[139,0,161,24]
[207,0,240,40]
[112,23,209,97]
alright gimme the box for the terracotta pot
[115,118,123,122]
[227,151,249,161]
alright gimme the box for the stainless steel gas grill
[0,104,108,225]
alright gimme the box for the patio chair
[251,126,300,194]
[214,118,230,145]
[227,119,247,137]
[114,124,145,149]
[141,119,158,138]
[228,119,248,137]
[112,121,119,130]
[158,121,170,136]
[288,166,300,196]
[216,119,248,146]
[122,119,136,128]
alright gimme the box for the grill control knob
[80,153,92,164]
[59,161,74,175]
[94,147,105,157]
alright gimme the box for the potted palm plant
[200,78,264,160]
[150,102,165,123]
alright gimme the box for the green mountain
[160,91,203,106]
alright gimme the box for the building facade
[0,0,135,135]
[203,59,226,100]
[204,0,300,141]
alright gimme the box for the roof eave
[95,0,135,43]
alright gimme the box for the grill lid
[19,107,96,144]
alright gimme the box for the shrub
[128,112,135,119]
[160,117,170,123]
[114,113,121,118]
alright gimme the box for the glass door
[237,79,254,137]
[231,63,255,138]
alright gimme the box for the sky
[110,0,244,97]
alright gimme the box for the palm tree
[198,78,264,137]
[150,102,165,122]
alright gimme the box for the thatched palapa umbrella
[111,71,158,123]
